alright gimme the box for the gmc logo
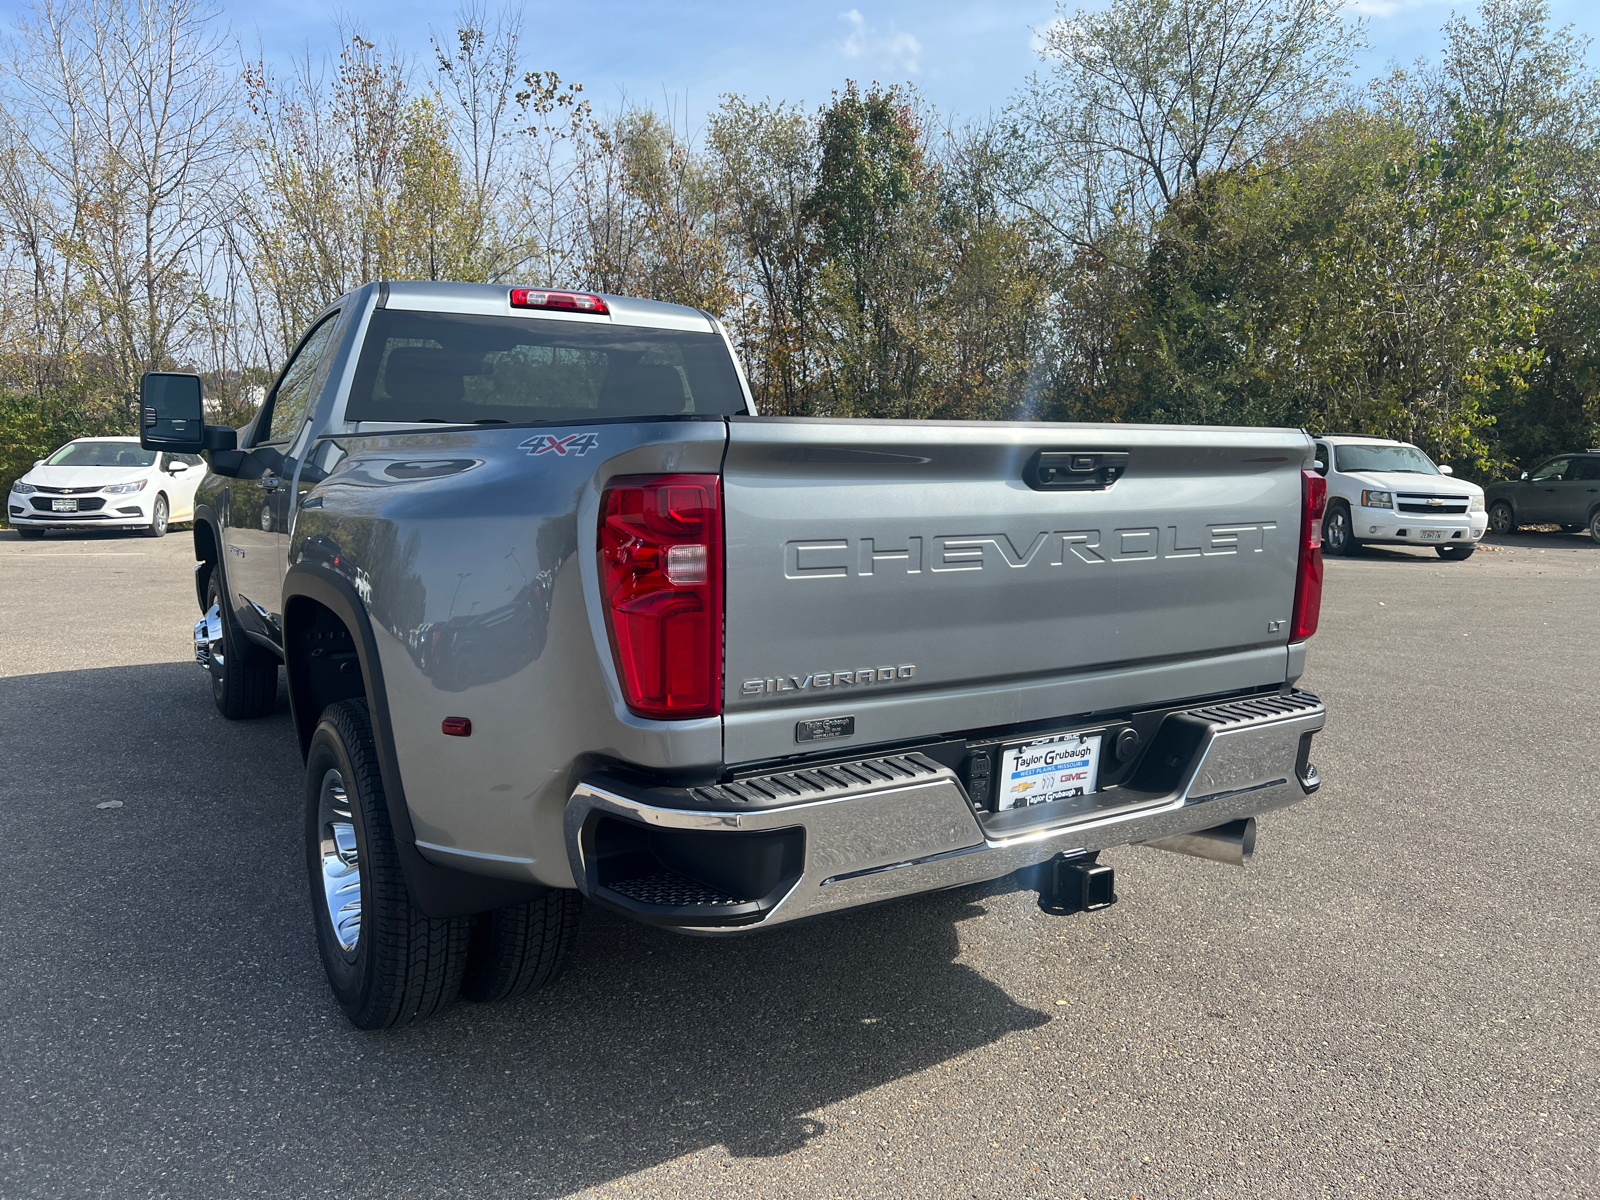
[783,524,1277,578]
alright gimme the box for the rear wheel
[1436,544,1476,560]
[204,569,277,719]
[144,494,169,538]
[1322,501,1359,556]
[460,891,583,1004]
[16,527,44,540]
[1488,501,1516,534]
[1590,511,1600,545]
[306,699,469,1029]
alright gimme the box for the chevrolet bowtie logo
[1427,498,1444,506]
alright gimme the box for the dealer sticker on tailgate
[997,733,1102,811]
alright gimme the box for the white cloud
[1339,0,1449,17]
[837,9,922,74]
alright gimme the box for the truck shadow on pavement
[0,661,1050,1198]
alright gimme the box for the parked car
[138,281,1328,1029]
[1484,450,1600,543]
[1310,434,1487,560]
[7,436,204,539]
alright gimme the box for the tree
[806,82,943,417]
[0,0,237,419]
[708,97,818,413]
[1009,0,1365,246]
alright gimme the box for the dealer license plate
[1418,529,1443,541]
[996,733,1102,811]
[51,498,77,512]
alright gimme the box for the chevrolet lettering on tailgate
[783,524,1278,578]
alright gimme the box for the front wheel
[203,569,277,719]
[1436,544,1476,560]
[1488,501,1516,534]
[144,494,169,538]
[306,699,469,1029]
[1322,501,1359,556]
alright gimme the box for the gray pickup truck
[139,282,1328,1029]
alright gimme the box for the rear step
[566,689,1326,933]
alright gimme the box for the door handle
[1027,450,1129,491]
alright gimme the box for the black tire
[204,568,278,719]
[1488,501,1516,534]
[1590,512,1600,545]
[144,493,169,538]
[16,527,45,540]
[306,699,469,1029]
[1436,544,1476,560]
[1322,501,1360,556]
[460,890,583,1004]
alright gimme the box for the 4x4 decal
[521,432,600,457]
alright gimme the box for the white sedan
[7,437,205,539]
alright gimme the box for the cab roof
[376,281,717,334]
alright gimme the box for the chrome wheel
[1323,504,1353,555]
[318,769,362,958]
[194,603,224,670]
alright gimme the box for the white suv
[7,437,204,539]
[1312,435,1488,561]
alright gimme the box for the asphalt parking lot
[1,527,1595,1200]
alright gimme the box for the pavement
[0,525,1595,1200]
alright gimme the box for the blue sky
[5,0,1600,122]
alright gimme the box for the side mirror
[140,372,205,452]
[140,372,238,457]
[33,459,43,467]
[1312,459,1326,474]
[1520,471,1530,481]
[168,461,190,473]
[1438,464,1454,476]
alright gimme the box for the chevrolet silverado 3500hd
[139,282,1328,1029]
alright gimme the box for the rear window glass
[345,310,747,425]
[46,442,156,468]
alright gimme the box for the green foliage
[0,390,130,525]
[1130,105,1565,471]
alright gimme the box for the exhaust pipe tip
[1139,817,1256,867]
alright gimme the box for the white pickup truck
[138,282,1330,1028]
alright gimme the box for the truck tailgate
[721,417,1311,764]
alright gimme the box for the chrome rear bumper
[565,691,1325,933]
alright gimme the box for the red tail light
[1291,469,1326,640]
[510,287,608,315]
[599,474,723,718]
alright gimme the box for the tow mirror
[140,372,204,452]
[139,372,236,457]
[1438,464,1454,476]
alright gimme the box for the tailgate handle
[1027,450,1129,491]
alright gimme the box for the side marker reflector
[442,716,472,737]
